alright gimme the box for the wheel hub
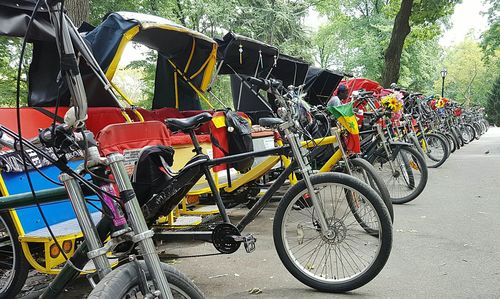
[321,218,347,244]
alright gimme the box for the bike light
[62,240,72,253]
[49,243,61,259]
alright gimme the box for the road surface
[18,127,500,298]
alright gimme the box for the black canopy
[304,67,344,105]
[0,1,54,41]
[216,32,279,77]
[1,9,218,109]
[229,53,310,122]
[270,54,309,87]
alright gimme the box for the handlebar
[246,76,283,93]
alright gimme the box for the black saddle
[165,112,212,132]
[259,117,284,128]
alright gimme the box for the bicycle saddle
[259,117,284,128]
[165,112,212,132]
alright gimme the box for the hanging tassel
[239,44,243,64]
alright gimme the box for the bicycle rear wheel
[273,173,392,293]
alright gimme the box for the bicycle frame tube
[236,161,296,231]
[0,186,70,211]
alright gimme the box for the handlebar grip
[246,76,268,88]
[246,76,282,92]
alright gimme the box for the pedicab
[0,4,108,296]
[0,10,218,296]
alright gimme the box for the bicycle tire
[462,124,475,144]
[348,157,394,222]
[369,145,428,204]
[433,132,452,159]
[423,133,449,168]
[451,127,462,148]
[87,260,203,299]
[273,172,392,293]
[445,132,457,153]
[473,122,482,140]
[0,211,30,299]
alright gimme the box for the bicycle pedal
[242,234,256,253]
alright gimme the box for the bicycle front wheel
[87,261,204,299]
[273,173,392,293]
[370,145,428,204]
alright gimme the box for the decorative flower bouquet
[380,93,404,112]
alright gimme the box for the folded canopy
[342,78,383,97]
[229,52,310,121]
[0,0,54,41]
[303,67,344,105]
[84,12,219,110]
[1,8,218,110]
[216,32,279,77]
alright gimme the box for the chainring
[212,223,241,254]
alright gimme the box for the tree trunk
[65,0,89,27]
[381,0,413,88]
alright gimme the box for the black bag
[226,110,254,173]
[132,145,175,206]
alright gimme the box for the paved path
[18,127,500,298]
[170,127,500,298]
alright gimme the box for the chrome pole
[59,173,112,279]
[107,153,173,299]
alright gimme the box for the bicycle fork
[108,154,174,299]
[376,125,398,174]
[283,127,332,238]
[60,154,174,299]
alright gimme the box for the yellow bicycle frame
[223,133,343,194]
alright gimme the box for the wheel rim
[280,182,382,283]
[124,282,191,299]
[425,136,445,164]
[0,216,16,294]
[372,149,422,200]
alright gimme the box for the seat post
[188,130,204,154]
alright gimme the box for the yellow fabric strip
[105,25,141,80]
[189,53,213,81]
[200,44,218,90]
[184,38,196,73]
[212,115,226,128]
[167,59,215,109]
[174,72,179,109]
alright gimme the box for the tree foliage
[434,37,496,106]
[480,0,499,62]
[0,0,496,110]
[485,76,500,126]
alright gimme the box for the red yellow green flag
[327,102,361,153]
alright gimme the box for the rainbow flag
[327,102,361,153]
